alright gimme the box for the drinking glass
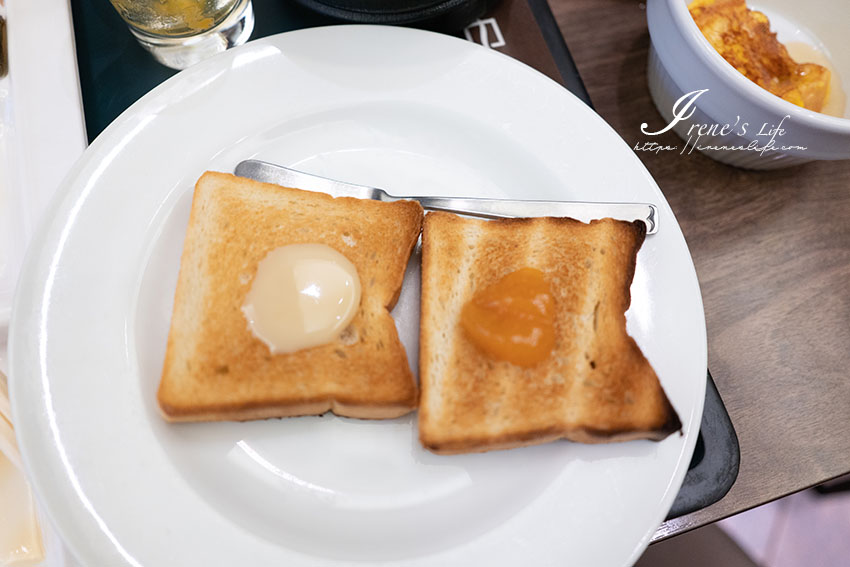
[108,0,254,69]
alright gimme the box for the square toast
[418,212,681,454]
[157,172,423,421]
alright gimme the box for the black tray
[70,0,739,521]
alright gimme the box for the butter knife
[234,160,658,234]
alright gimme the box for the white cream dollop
[242,244,361,354]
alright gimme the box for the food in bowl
[688,0,842,115]
[647,0,850,169]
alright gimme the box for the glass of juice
[108,0,254,69]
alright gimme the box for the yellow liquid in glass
[109,0,240,37]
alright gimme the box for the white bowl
[647,0,850,169]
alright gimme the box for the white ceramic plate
[9,26,706,567]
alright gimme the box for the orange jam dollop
[459,267,555,367]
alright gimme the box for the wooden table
[548,0,850,540]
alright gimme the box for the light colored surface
[646,0,850,169]
[1,1,86,565]
[0,3,14,327]
[0,372,45,567]
[0,370,22,469]
[8,26,705,567]
[0,451,45,567]
[641,490,850,566]
[641,489,850,566]
[0,0,87,325]
[719,487,850,567]
[768,489,850,567]
[719,498,788,564]
[1,370,46,567]
[0,12,18,326]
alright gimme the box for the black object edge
[666,371,740,520]
[527,0,593,108]
[292,0,500,32]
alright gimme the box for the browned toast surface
[418,212,681,454]
[157,172,423,421]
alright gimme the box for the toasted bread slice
[418,212,681,454]
[157,171,423,422]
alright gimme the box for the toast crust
[157,172,423,422]
[418,212,681,454]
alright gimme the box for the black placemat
[70,0,738,521]
[71,0,589,140]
